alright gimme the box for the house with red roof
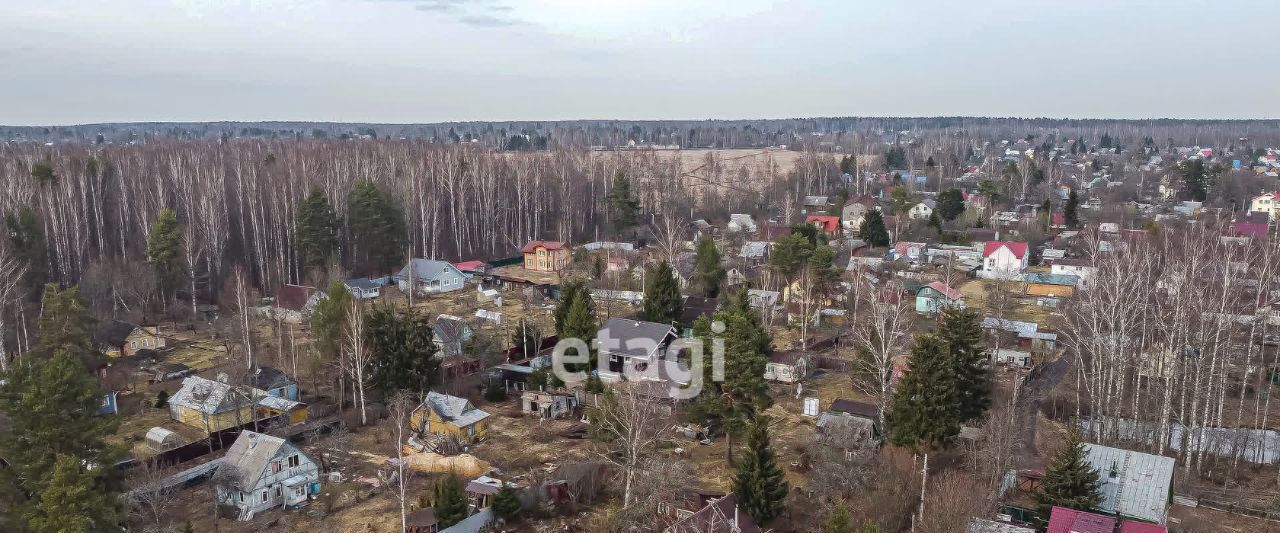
[521,240,570,272]
[916,281,964,314]
[805,215,842,237]
[982,241,1029,279]
[1046,506,1115,533]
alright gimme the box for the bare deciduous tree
[588,383,671,509]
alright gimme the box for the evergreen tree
[606,171,640,233]
[1065,189,1080,228]
[295,189,340,272]
[154,390,169,408]
[492,483,522,521]
[641,260,683,325]
[937,307,990,422]
[347,180,407,276]
[858,210,890,247]
[554,279,592,337]
[311,280,353,368]
[927,212,942,234]
[27,453,121,533]
[146,208,184,303]
[732,416,788,525]
[1178,159,1212,202]
[789,222,821,246]
[936,188,966,221]
[32,284,97,365]
[432,474,469,528]
[1035,428,1103,522]
[824,501,872,533]
[484,378,507,402]
[365,306,439,395]
[887,334,960,451]
[769,233,814,280]
[690,236,726,297]
[561,292,598,372]
[5,206,48,290]
[883,145,907,169]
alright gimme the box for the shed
[146,427,182,451]
[991,349,1031,367]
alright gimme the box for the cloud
[457,14,517,27]
[382,0,520,27]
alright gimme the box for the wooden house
[521,389,578,419]
[521,240,571,272]
[169,376,254,433]
[215,430,321,520]
[411,392,491,443]
[100,322,167,358]
[915,281,964,314]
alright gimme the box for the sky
[0,0,1275,125]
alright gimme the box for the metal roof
[220,430,290,490]
[421,391,490,429]
[169,376,248,414]
[1083,444,1175,524]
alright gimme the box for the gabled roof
[669,494,761,533]
[921,281,963,300]
[829,399,878,419]
[274,284,316,312]
[681,296,718,326]
[220,430,289,490]
[398,258,463,282]
[1083,443,1174,524]
[96,320,139,348]
[170,376,248,415]
[246,366,294,391]
[805,215,841,233]
[344,278,381,291]
[453,260,487,272]
[521,240,567,253]
[983,241,1028,259]
[598,318,677,358]
[421,391,490,429]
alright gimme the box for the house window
[467,426,475,437]
[271,461,282,474]
[239,493,244,503]
[288,454,300,468]
[275,487,282,498]
[130,341,138,349]
[142,338,150,348]
[261,490,269,503]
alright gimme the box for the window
[261,490,269,503]
[142,338,149,348]
[271,461,282,474]
[239,493,244,503]
[275,487,282,498]
[288,454,300,468]
[130,341,138,349]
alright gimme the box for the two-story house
[100,322,167,358]
[981,241,1029,280]
[396,259,467,295]
[216,430,321,520]
[521,240,571,272]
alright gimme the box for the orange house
[522,240,570,272]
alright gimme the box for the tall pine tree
[732,415,788,525]
[146,208,184,304]
[1034,427,1103,522]
[936,188,966,221]
[311,280,353,374]
[560,292,598,372]
[348,180,407,276]
[887,333,961,451]
[554,279,592,337]
[690,236,726,297]
[937,306,990,422]
[641,260,683,325]
[295,189,340,272]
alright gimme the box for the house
[406,509,439,533]
[344,278,381,300]
[982,241,1029,279]
[842,199,873,231]
[802,195,831,211]
[1082,443,1175,524]
[520,389,578,419]
[100,323,167,358]
[747,289,781,316]
[816,399,881,448]
[598,318,679,375]
[763,351,808,383]
[666,494,761,533]
[1024,273,1078,298]
[916,281,964,314]
[727,214,757,233]
[397,259,467,295]
[738,241,769,264]
[908,199,936,220]
[804,215,842,238]
[453,260,488,276]
[680,296,718,329]
[1232,212,1269,239]
[1051,259,1095,286]
[411,391,491,443]
[273,284,323,323]
[216,430,321,520]
[990,349,1031,367]
[521,240,571,272]
[169,376,255,433]
[432,314,475,357]
[891,241,927,263]
[246,366,299,401]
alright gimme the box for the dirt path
[1015,350,1073,462]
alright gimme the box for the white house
[396,259,466,296]
[981,241,1029,279]
[908,199,936,220]
[343,278,381,300]
[216,431,321,521]
[1050,259,1095,287]
[1249,192,1280,221]
[727,214,757,233]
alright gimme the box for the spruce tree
[554,279,592,337]
[561,293,599,372]
[824,501,859,533]
[492,483,522,521]
[146,208,184,303]
[936,188,966,221]
[732,416,788,525]
[365,306,440,395]
[887,333,961,451]
[1065,189,1080,228]
[937,307,990,422]
[295,188,340,272]
[27,453,122,532]
[348,180,407,275]
[606,171,640,233]
[691,236,726,297]
[641,260,683,325]
[5,206,48,290]
[432,474,469,528]
[1034,428,1103,522]
[311,280,353,369]
[858,210,890,247]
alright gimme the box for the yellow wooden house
[410,392,491,443]
[101,323,168,358]
[169,376,255,433]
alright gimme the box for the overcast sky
[1,0,1274,125]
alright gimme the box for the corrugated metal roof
[1083,444,1175,524]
